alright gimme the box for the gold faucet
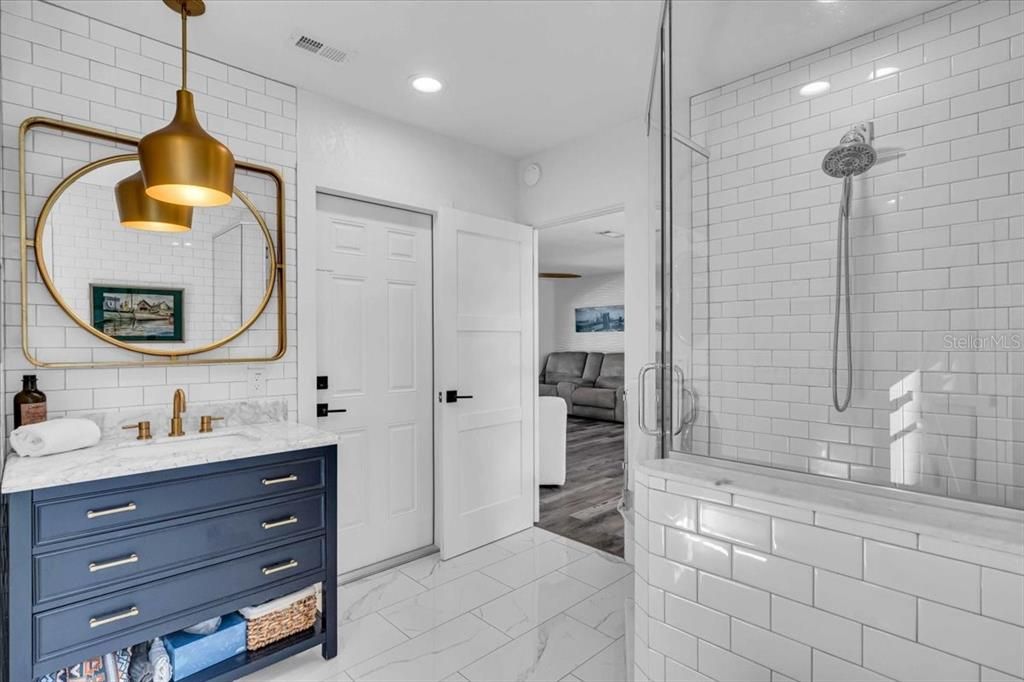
[169,388,187,437]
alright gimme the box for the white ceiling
[56,0,662,157]
[538,213,624,277]
[58,0,946,158]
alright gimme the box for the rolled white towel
[149,638,172,682]
[9,418,101,457]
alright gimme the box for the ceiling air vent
[318,45,347,63]
[293,33,348,63]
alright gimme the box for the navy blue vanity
[2,443,338,682]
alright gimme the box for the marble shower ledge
[1,421,338,494]
[641,454,1024,555]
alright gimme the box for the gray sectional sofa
[538,351,624,423]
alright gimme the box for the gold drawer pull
[262,559,298,576]
[89,554,139,573]
[262,516,299,530]
[89,606,139,628]
[262,474,297,486]
[86,502,137,519]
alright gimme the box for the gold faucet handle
[199,416,224,433]
[122,421,152,440]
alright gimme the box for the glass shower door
[633,0,674,465]
[636,1,710,462]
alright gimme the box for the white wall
[684,0,1023,508]
[517,118,656,464]
[538,278,558,363]
[539,273,626,359]
[295,89,519,424]
[0,1,299,449]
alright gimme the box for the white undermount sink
[115,429,259,456]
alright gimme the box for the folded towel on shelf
[183,616,221,635]
[239,585,318,620]
[10,418,101,457]
[129,643,153,682]
[149,638,172,682]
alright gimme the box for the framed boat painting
[90,284,185,343]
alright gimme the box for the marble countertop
[640,454,1024,555]
[1,421,338,494]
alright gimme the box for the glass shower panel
[671,138,709,456]
[667,0,1023,510]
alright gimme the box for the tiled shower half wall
[678,0,1023,508]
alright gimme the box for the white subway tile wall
[0,0,298,439]
[683,0,1024,508]
[634,472,1024,682]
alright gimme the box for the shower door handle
[637,363,660,436]
[671,364,698,436]
[672,365,685,436]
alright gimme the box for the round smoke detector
[523,163,542,187]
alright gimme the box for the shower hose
[833,174,853,412]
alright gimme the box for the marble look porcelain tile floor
[241,527,633,682]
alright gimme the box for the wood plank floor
[538,416,625,556]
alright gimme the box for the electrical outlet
[248,367,267,396]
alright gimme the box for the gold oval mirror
[33,153,277,358]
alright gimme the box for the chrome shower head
[822,129,877,178]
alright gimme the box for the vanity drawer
[34,494,325,606]
[34,536,324,664]
[34,456,324,544]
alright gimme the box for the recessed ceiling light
[597,230,624,239]
[410,75,443,93]
[873,66,899,79]
[799,81,831,97]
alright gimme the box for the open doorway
[536,211,626,556]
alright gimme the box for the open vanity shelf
[176,622,324,682]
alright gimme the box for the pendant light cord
[180,4,188,90]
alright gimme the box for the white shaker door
[435,207,535,559]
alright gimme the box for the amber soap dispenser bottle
[14,374,47,428]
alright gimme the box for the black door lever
[445,390,474,404]
[316,403,348,417]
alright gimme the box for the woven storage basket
[244,593,318,651]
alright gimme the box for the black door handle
[316,403,348,417]
[445,390,474,404]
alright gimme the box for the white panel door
[435,207,535,559]
[316,205,433,574]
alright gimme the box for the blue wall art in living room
[574,305,624,333]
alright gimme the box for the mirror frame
[19,116,287,368]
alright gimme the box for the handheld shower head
[822,129,877,178]
[823,124,876,412]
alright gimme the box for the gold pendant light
[138,0,234,207]
[116,171,193,232]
